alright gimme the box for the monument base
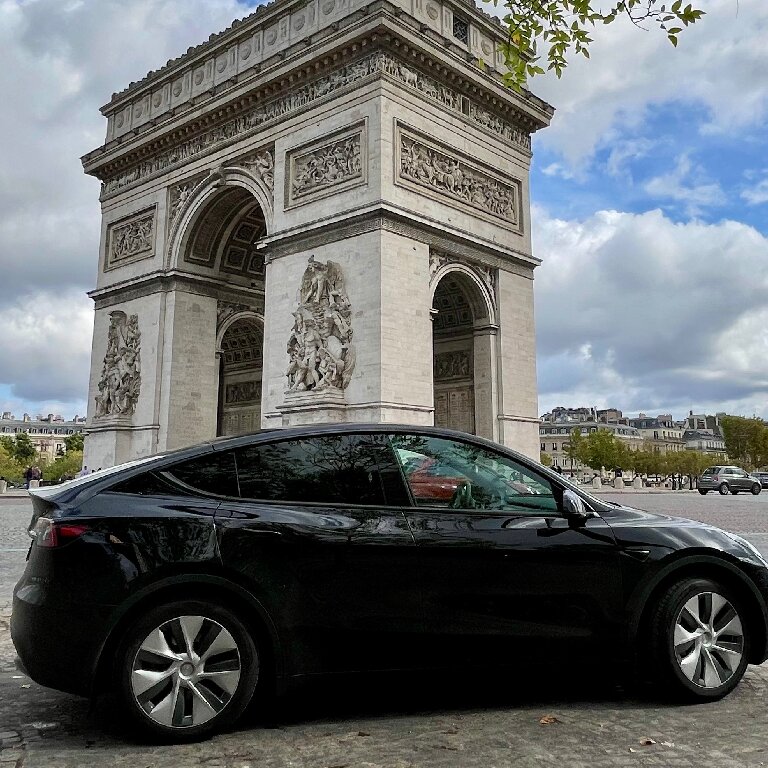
[278,388,348,427]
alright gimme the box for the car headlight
[725,531,768,567]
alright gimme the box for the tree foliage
[64,432,85,453]
[0,433,37,465]
[493,0,705,90]
[44,451,84,483]
[540,451,553,466]
[721,416,768,469]
[0,444,23,483]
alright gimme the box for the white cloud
[643,154,725,215]
[533,207,768,417]
[741,175,768,205]
[521,0,768,165]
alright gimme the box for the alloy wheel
[673,592,744,689]
[130,615,242,729]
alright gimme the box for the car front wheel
[650,578,749,700]
[719,483,731,495]
[698,489,708,495]
[117,601,260,742]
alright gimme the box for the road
[3,491,768,767]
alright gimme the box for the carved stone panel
[167,173,208,240]
[286,256,355,393]
[106,208,156,270]
[94,311,141,418]
[232,147,274,193]
[397,125,522,231]
[286,123,366,208]
[434,351,472,381]
[225,380,262,405]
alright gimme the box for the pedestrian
[24,466,32,489]
[78,465,89,478]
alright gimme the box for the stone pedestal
[592,476,602,490]
[278,388,348,427]
[0,480,6,494]
[633,475,643,489]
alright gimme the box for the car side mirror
[562,489,593,523]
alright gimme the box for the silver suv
[698,466,762,495]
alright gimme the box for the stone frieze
[94,311,141,418]
[100,52,532,199]
[107,208,155,269]
[400,131,520,226]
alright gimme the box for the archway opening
[218,317,264,436]
[432,274,477,435]
[181,186,267,438]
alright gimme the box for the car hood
[594,502,760,561]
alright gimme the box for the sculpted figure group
[95,311,142,418]
[286,257,355,393]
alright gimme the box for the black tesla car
[12,424,768,741]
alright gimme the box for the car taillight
[31,518,91,548]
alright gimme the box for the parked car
[698,466,762,496]
[12,424,768,741]
[751,471,768,490]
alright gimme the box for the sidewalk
[0,489,29,499]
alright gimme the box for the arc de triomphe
[81,0,553,469]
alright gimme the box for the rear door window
[162,451,238,497]
[235,434,399,505]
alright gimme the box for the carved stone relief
[287,126,364,207]
[107,208,155,269]
[234,148,274,193]
[217,301,258,331]
[399,130,521,227]
[100,53,532,198]
[286,256,355,393]
[225,381,262,405]
[434,351,472,381]
[94,311,141,418]
[168,174,207,235]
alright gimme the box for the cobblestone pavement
[4,493,768,767]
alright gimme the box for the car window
[389,434,558,514]
[235,434,395,506]
[110,471,194,496]
[162,451,238,497]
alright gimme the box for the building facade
[0,414,86,464]
[80,0,553,469]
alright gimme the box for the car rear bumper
[11,585,112,698]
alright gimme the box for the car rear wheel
[752,484,761,495]
[698,489,708,495]
[719,483,731,495]
[117,601,259,742]
[650,578,749,701]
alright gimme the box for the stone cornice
[82,14,553,192]
[84,26,552,201]
[102,0,530,116]
[89,270,266,310]
[262,202,540,275]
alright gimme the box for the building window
[452,14,469,44]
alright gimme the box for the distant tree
[540,451,553,466]
[64,433,85,453]
[721,416,768,468]
[564,427,584,469]
[45,451,84,483]
[2,433,37,466]
[581,429,619,472]
[493,0,704,90]
[0,444,23,484]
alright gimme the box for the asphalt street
[4,491,768,767]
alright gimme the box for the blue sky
[0,0,766,424]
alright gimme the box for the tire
[116,600,260,742]
[752,484,761,496]
[719,483,731,495]
[698,489,709,495]
[650,577,749,701]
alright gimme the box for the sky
[0,0,766,423]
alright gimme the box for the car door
[734,469,752,491]
[214,433,420,675]
[387,432,624,666]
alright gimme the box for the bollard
[613,476,623,489]
[29,479,40,489]
[592,476,602,490]
[0,480,6,494]
[633,475,643,489]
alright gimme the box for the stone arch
[430,263,497,440]
[216,313,265,437]
[167,165,273,273]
